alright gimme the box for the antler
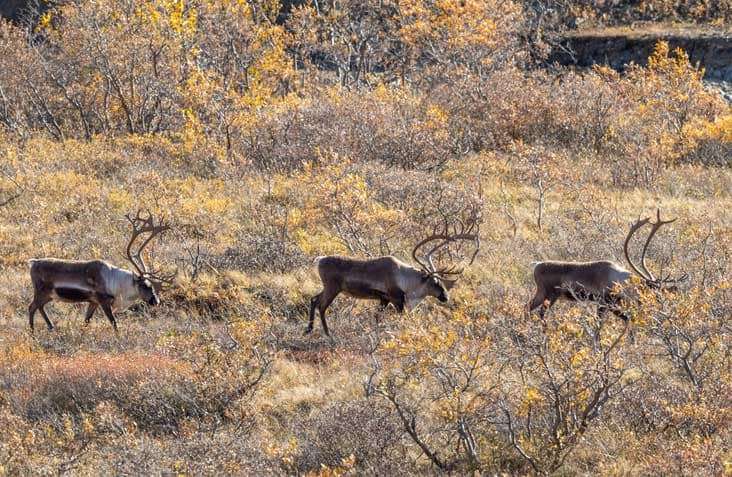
[623,209,687,287]
[639,209,677,281]
[412,205,481,277]
[623,215,653,281]
[124,210,174,283]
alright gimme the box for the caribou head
[410,208,481,301]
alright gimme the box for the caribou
[28,211,174,332]
[305,213,480,337]
[528,209,688,320]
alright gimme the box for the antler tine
[135,218,171,259]
[146,266,177,285]
[124,209,172,279]
[125,211,148,276]
[431,229,480,276]
[639,209,678,282]
[413,202,481,277]
[126,210,170,236]
[662,271,689,285]
[412,235,438,273]
[623,215,652,281]
[413,232,480,275]
[433,263,464,276]
[412,232,452,274]
[425,236,452,273]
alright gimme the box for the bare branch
[0,173,23,207]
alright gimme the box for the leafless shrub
[293,399,405,474]
[238,91,463,173]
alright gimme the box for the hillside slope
[550,25,732,99]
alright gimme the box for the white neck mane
[101,266,138,309]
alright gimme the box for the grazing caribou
[28,211,174,332]
[528,209,688,320]
[306,214,480,337]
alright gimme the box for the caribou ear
[441,278,458,290]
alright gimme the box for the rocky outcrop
[549,26,732,100]
[0,0,33,23]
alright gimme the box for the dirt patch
[550,24,732,91]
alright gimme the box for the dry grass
[0,1,731,474]
[566,23,732,39]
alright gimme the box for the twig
[0,173,23,207]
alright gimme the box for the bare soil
[550,24,732,100]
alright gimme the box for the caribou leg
[593,304,612,341]
[28,299,39,331]
[528,290,556,319]
[528,291,546,316]
[394,297,406,313]
[317,289,340,337]
[608,308,634,343]
[598,304,629,322]
[600,293,630,323]
[29,295,53,331]
[539,297,557,319]
[305,293,321,335]
[387,289,406,313]
[98,295,118,332]
[374,289,396,311]
[597,294,634,342]
[37,304,55,331]
[84,303,99,325]
[374,298,392,326]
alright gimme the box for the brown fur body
[528,260,632,319]
[529,211,687,322]
[28,258,159,332]
[306,256,449,337]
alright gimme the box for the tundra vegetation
[0,0,730,475]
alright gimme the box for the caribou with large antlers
[305,210,480,337]
[28,211,174,332]
[528,209,688,320]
